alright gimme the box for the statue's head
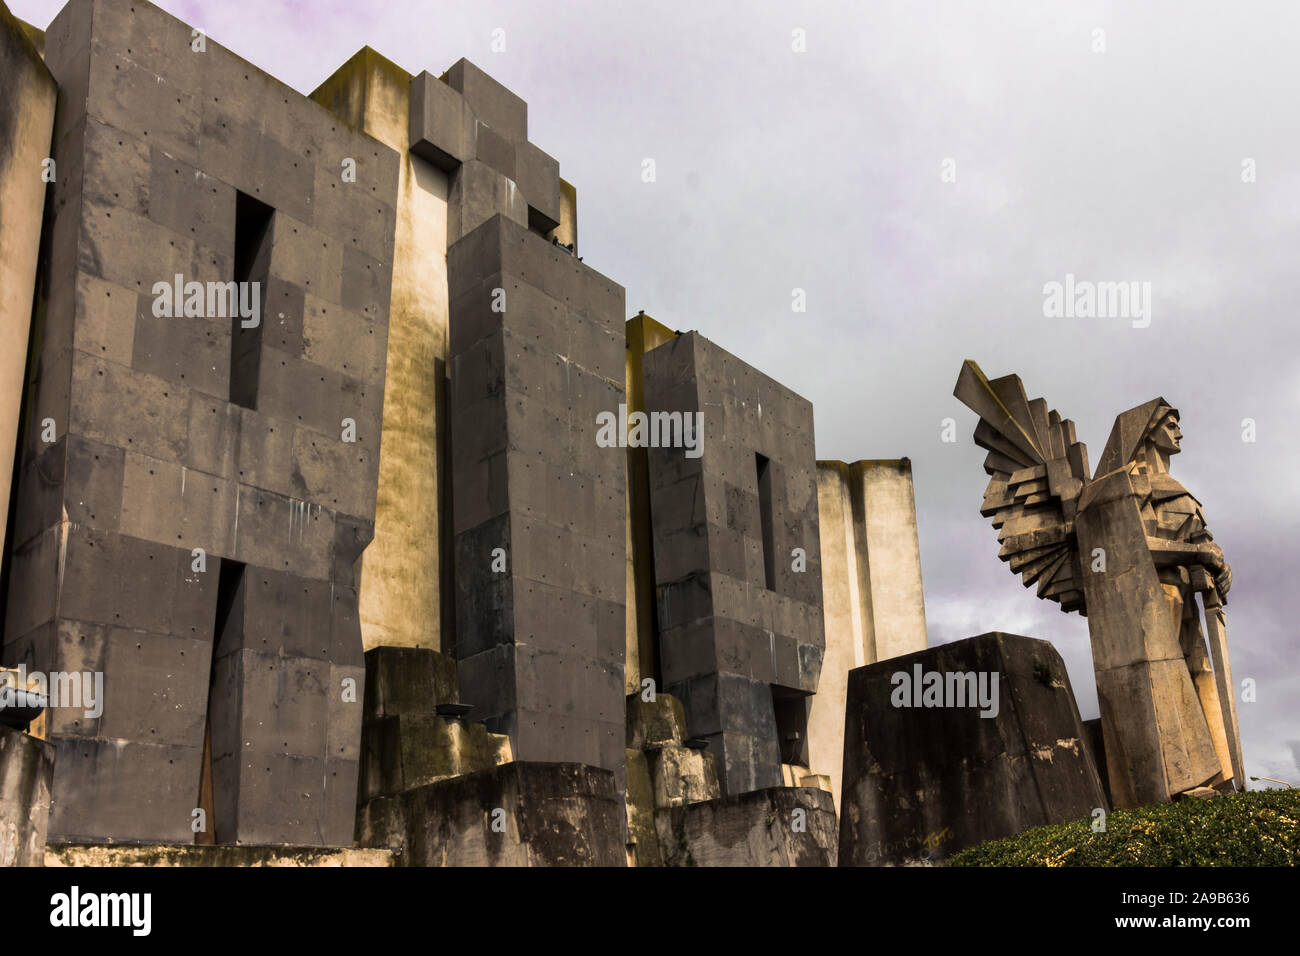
[1148,408,1182,457]
[1094,398,1179,477]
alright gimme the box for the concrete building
[0,0,933,866]
[1,0,399,845]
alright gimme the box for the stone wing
[954,360,1090,614]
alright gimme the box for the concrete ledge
[46,843,394,867]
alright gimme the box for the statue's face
[1152,414,1182,455]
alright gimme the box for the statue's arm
[1146,537,1231,596]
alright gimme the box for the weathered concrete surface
[357,762,626,866]
[1075,468,1223,806]
[624,692,720,866]
[643,331,825,795]
[811,459,928,810]
[3,0,398,845]
[0,1,56,593]
[623,314,678,694]
[312,49,452,654]
[626,693,720,807]
[655,786,837,867]
[449,213,626,787]
[358,645,511,801]
[0,724,54,866]
[46,843,393,866]
[839,632,1106,866]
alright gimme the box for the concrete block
[443,58,527,141]
[356,762,624,866]
[515,140,561,231]
[47,736,204,844]
[475,123,516,180]
[654,786,837,866]
[838,632,1107,866]
[409,70,475,171]
[448,160,529,244]
[363,646,460,720]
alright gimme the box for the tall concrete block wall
[642,332,825,795]
[448,213,627,786]
[1,0,398,845]
[0,2,56,591]
[810,459,928,809]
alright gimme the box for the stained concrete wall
[0,2,56,594]
[838,632,1106,866]
[47,843,393,866]
[357,762,626,866]
[448,213,627,785]
[2,0,398,845]
[0,724,54,866]
[312,50,452,653]
[654,786,838,866]
[643,332,825,795]
[810,459,928,810]
[624,313,679,694]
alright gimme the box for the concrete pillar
[810,459,928,809]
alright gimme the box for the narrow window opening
[756,453,776,592]
[199,558,246,844]
[230,192,273,409]
[772,689,810,767]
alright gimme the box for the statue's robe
[1074,466,1225,807]
[1138,471,1233,787]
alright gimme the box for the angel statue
[953,360,1244,807]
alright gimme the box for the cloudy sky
[16,0,1298,786]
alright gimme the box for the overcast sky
[16,0,1298,787]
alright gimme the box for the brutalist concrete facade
[1,0,398,845]
[838,632,1107,866]
[642,332,826,795]
[0,0,959,868]
[449,213,627,785]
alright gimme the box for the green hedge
[946,788,1300,866]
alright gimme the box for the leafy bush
[946,788,1300,866]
